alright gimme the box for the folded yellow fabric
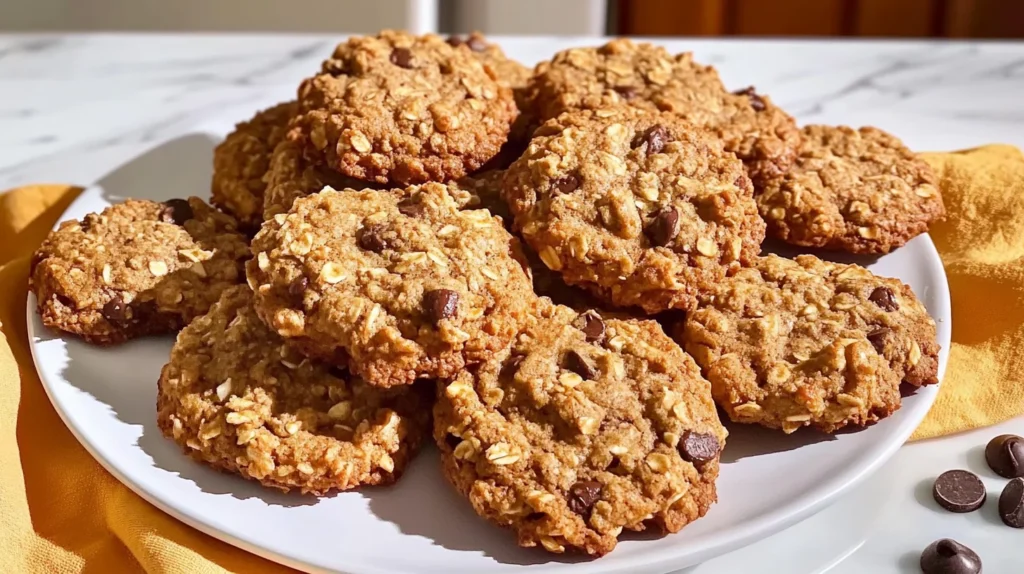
[1,145,1022,571]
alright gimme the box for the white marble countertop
[3,34,1023,573]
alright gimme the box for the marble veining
[1,34,1023,191]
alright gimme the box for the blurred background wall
[0,0,1021,38]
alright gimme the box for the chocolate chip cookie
[504,107,764,314]
[756,125,945,254]
[211,101,296,228]
[528,39,801,182]
[678,254,940,433]
[31,198,249,345]
[435,303,726,556]
[247,184,536,387]
[294,30,517,185]
[157,286,431,494]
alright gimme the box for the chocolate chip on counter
[999,477,1024,528]
[614,86,638,100]
[390,48,414,68]
[932,470,986,513]
[564,349,597,380]
[679,431,720,465]
[101,295,130,326]
[869,286,899,311]
[985,434,1024,478]
[357,224,389,252]
[867,327,890,354]
[733,86,766,112]
[160,199,194,225]
[288,276,309,301]
[423,289,459,324]
[573,310,605,342]
[553,175,580,195]
[397,199,426,217]
[646,206,680,248]
[567,481,602,517]
[920,539,981,574]
[637,124,668,155]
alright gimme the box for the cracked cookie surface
[677,254,940,433]
[435,303,726,556]
[756,125,945,254]
[504,107,764,313]
[211,101,296,229]
[528,39,800,182]
[31,198,249,345]
[248,184,536,387]
[295,30,517,185]
[157,285,431,495]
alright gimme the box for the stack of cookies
[29,31,944,558]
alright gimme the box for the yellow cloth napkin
[1,145,1022,571]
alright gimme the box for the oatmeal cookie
[678,254,940,434]
[435,303,726,556]
[504,107,764,314]
[295,30,517,185]
[248,184,535,387]
[528,39,800,182]
[211,101,296,228]
[157,286,430,495]
[31,198,249,345]
[756,125,945,254]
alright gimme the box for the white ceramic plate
[27,130,951,574]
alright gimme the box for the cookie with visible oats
[295,30,517,185]
[30,198,249,345]
[248,184,535,388]
[504,107,764,314]
[157,286,430,495]
[677,254,940,434]
[435,303,726,556]
[528,39,800,182]
[756,125,945,254]
[211,101,296,228]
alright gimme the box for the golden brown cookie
[247,184,536,388]
[211,101,296,228]
[528,39,800,182]
[504,107,764,314]
[31,198,249,345]
[435,303,726,556]
[294,30,517,185]
[756,125,945,254]
[678,254,940,433]
[157,286,431,495]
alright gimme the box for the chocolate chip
[446,35,464,47]
[573,310,605,342]
[614,86,638,100]
[553,175,579,195]
[567,481,602,517]
[734,86,766,112]
[390,48,414,69]
[636,124,668,155]
[423,289,459,324]
[397,199,426,217]
[1000,477,1024,528]
[920,539,981,574]
[288,276,309,301]
[445,433,461,450]
[101,295,130,326]
[501,354,524,379]
[867,327,890,354]
[869,286,899,311]
[357,224,388,252]
[466,35,488,52]
[932,470,986,513]
[679,431,720,466]
[646,206,680,247]
[564,349,597,380]
[160,198,193,225]
[985,434,1024,478]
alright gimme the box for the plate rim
[26,160,952,574]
